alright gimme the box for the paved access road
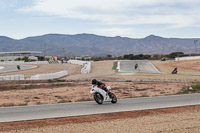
[119,60,160,73]
[0,93,200,123]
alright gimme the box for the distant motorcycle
[172,67,178,74]
[90,85,117,104]
[135,64,138,70]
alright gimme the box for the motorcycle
[172,68,178,74]
[90,85,117,104]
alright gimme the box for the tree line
[91,52,196,61]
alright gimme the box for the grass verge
[112,61,118,70]
[179,82,200,94]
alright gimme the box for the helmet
[107,86,111,90]
[92,79,97,85]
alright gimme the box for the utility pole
[194,40,198,55]
[62,48,66,58]
[161,46,164,57]
[44,43,46,60]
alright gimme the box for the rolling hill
[0,34,199,57]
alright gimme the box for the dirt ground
[1,59,200,132]
[152,59,200,74]
[63,60,116,80]
[0,81,192,107]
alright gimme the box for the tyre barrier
[48,61,60,64]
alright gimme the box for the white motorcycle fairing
[90,85,112,102]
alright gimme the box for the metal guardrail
[0,70,67,81]
[68,59,91,74]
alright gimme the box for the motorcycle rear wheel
[94,93,103,104]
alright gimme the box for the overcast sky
[0,0,200,39]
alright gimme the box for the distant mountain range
[0,34,199,57]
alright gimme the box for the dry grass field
[1,59,200,132]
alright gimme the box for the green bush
[191,83,200,92]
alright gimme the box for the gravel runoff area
[1,60,200,132]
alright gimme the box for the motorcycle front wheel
[110,93,117,103]
[94,93,103,104]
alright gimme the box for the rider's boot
[107,91,112,98]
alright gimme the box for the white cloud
[0,0,16,9]
[93,28,134,37]
[20,0,200,28]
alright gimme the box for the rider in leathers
[92,79,111,96]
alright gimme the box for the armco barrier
[116,61,120,72]
[68,60,91,74]
[175,56,200,61]
[0,61,49,65]
[0,61,24,65]
[0,75,24,80]
[29,70,68,80]
[67,60,89,65]
[81,62,91,74]
[24,61,49,64]
[0,71,67,81]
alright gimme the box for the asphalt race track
[0,93,200,123]
[119,60,160,73]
